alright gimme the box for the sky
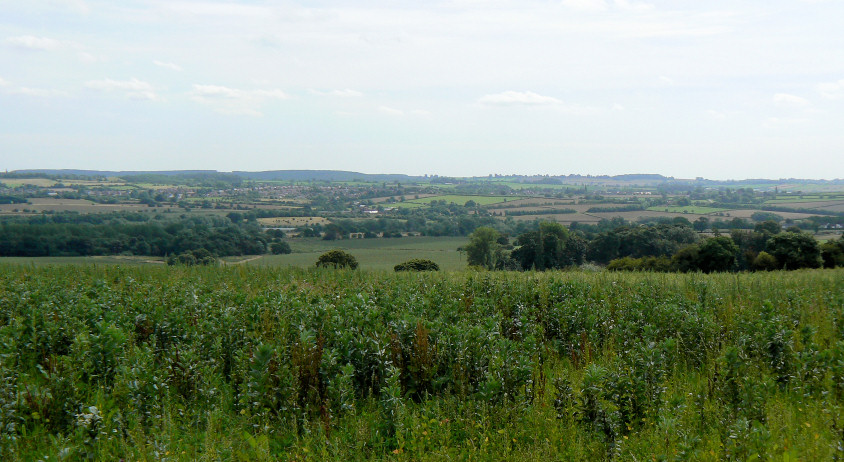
[1,0,843,180]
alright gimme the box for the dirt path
[224,255,264,265]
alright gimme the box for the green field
[1,266,842,460]
[0,237,469,271]
[765,196,844,204]
[647,206,729,214]
[251,236,468,271]
[405,195,526,207]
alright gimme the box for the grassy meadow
[0,265,842,460]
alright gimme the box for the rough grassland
[0,266,842,460]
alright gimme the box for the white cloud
[379,106,405,116]
[561,0,608,12]
[78,52,100,63]
[309,89,363,97]
[377,106,429,116]
[190,84,288,115]
[10,87,69,98]
[478,91,562,106]
[613,0,654,10]
[817,79,844,99]
[773,93,809,107]
[707,110,727,119]
[85,78,159,100]
[658,76,675,86]
[154,60,183,72]
[4,35,66,51]
[0,77,9,87]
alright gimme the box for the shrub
[269,242,291,255]
[315,249,358,269]
[394,259,440,272]
[166,248,217,266]
[752,251,778,271]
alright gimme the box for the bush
[166,248,217,266]
[394,259,440,272]
[269,242,292,255]
[315,250,358,269]
[752,251,778,271]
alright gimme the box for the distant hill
[7,169,841,186]
[233,170,424,182]
[14,169,218,178]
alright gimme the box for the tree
[270,242,292,255]
[394,259,439,272]
[754,220,782,235]
[696,236,739,273]
[671,245,700,272]
[315,250,358,269]
[752,251,778,271]
[464,226,502,270]
[766,232,822,270]
[512,222,585,271]
[820,236,844,268]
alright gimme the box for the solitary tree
[315,250,358,269]
[464,227,502,270]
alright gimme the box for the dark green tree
[315,250,358,269]
[766,232,822,270]
[696,236,739,273]
[394,259,440,272]
[464,226,503,270]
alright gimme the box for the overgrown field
[1,266,843,460]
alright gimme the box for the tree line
[465,220,844,272]
[0,212,267,257]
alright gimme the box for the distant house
[349,232,365,239]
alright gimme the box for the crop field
[761,199,844,210]
[405,195,526,207]
[257,217,332,227]
[588,210,710,222]
[721,209,817,220]
[486,198,575,209]
[647,206,729,214]
[0,201,181,214]
[505,212,601,223]
[1,266,842,460]
[0,178,58,187]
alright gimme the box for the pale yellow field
[257,216,331,226]
[0,178,57,187]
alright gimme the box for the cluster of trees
[0,212,269,257]
[465,219,843,273]
[464,222,586,271]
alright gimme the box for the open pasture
[252,236,468,271]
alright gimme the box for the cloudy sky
[1,0,843,179]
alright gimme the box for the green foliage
[766,232,823,269]
[166,248,217,266]
[464,226,503,270]
[511,221,586,270]
[696,236,739,273]
[394,258,440,272]
[0,266,842,459]
[269,241,291,255]
[752,251,779,271]
[315,249,359,269]
[820,236,844,268]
